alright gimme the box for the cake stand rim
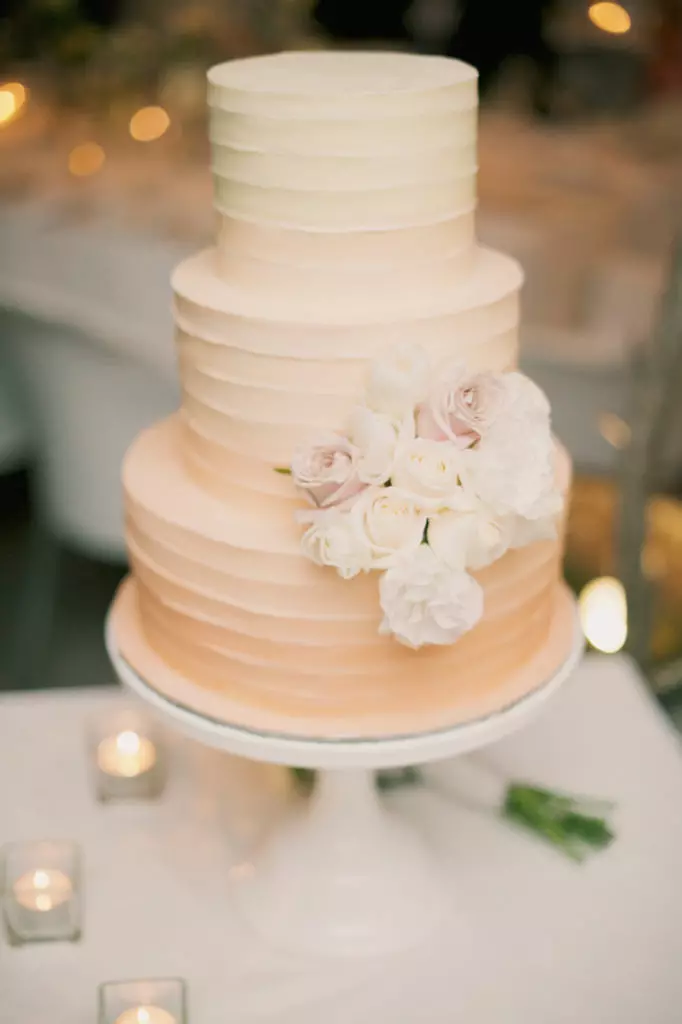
[105,593,584,770]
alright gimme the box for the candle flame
[33,870,50,889]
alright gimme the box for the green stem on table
[503,784,615,863]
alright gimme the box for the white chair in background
[4,311,178,684]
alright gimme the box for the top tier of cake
[172,52,522,487]
[208,51,477,230]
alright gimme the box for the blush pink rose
[291,434,367,509]
[417,365,506,449]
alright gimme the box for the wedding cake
[111,51,576,738]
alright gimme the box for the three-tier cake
[110,51,576,738]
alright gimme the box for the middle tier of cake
[173,243,523,495]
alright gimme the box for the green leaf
[274,467,292,475]
[503,784,615,863]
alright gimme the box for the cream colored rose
[351,487,427,569]
[349,406,414,486]
[417,363,506,448]
[291,434,365,508]
[366,343,430,418]
[428,509,513,571]
[300,509,371,579]
[391,437,471,509]
[379,545,484,648]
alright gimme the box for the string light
[129,105,170,142]
[0,81,27,126]
[588,2,632,34]
[68,142,105,177]
[579,577,628,654]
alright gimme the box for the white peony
[470,421,562,522]
[391,438,472,509]
[463,371,562,523]
[503,371,552,422]
[349,406,414,486]
[366,343,430,419]
[379,545,484,648]
[428,508,513,571]
[300,509,371,579]
[351,487,427,569]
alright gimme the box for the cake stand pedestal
[106,610,583,959]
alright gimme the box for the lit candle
[13,869,73,912]
[114,1007,176,1024]
[97,730,157,779]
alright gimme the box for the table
[2,654,682,1023]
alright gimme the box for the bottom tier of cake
[113,416,577,738]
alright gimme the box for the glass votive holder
[98,978,187,1024]
[1,840,82,945]
[90,708,167,802]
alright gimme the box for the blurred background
[0,0,681,704]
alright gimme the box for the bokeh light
[0,82,27,125]
[598,412,631,450]
[579,576,628,654]
[68,142,105,177]
[588,2,632,35]
[129,106,170,142]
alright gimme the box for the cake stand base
[106,599,583,958]
[231,768,446,957]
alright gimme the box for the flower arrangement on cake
[281,344,563,649]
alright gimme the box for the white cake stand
[106,606,583,958]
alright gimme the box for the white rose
[349,406,414,486]
[391,438,472,509]
[300,509,371,579]
[379,545,484,648]
[366,343,430,418]
[428,509,513,571]
[351,487,427,569]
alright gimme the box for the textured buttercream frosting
[112,51,575,736]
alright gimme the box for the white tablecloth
[1,654,682,1023]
